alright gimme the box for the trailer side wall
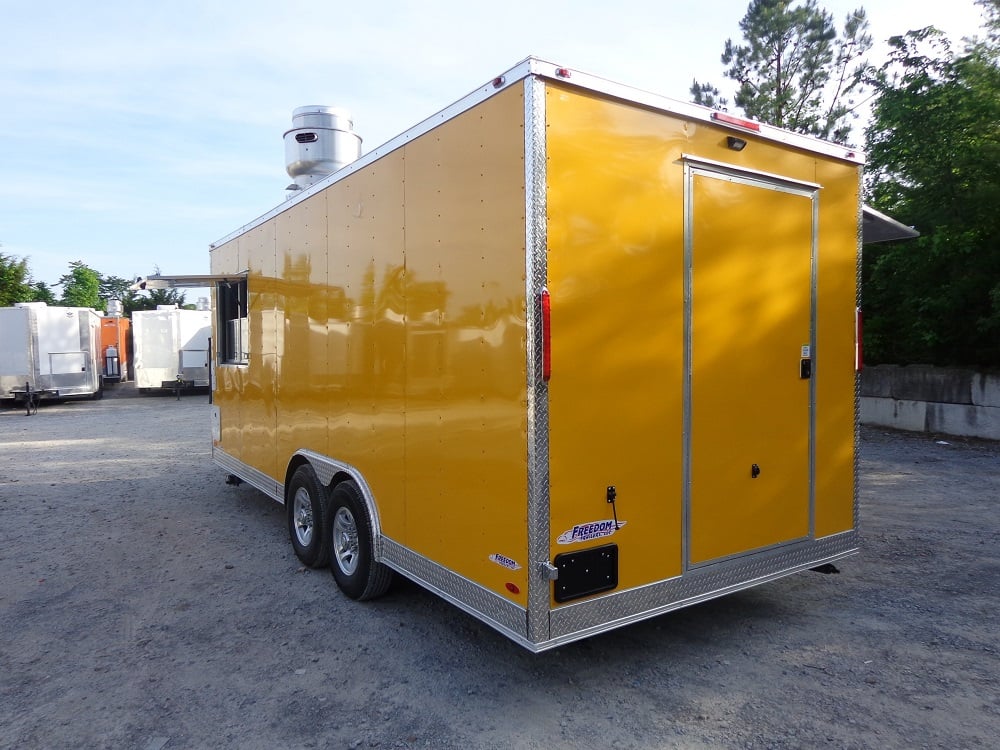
[0,308,32,398]
[211,85,530,605]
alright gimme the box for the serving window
[217,278,248,364]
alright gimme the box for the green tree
[863,3,1000,366]
[98,274,147,315]
[0,252,34,306]
[691,0,872,143]
[31,281,57,304]
[99,274,133,304]
[58,261,102,310]
[129,287,189,314]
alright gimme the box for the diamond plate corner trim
[854,169,864,535]
[523,74,552,645]
[549,532,858,642]
[212,447,282,501]
[380,538,528,639]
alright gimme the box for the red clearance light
[555,67,571,78]
[505,582,521,595]
[856,307,864,371]
[711,111,761,132]
[492,76,506,89]
[541,288,552,382]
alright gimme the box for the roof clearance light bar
[711,112,761,132]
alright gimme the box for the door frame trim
[681,156,820,571]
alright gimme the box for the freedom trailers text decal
[557,520,627,545]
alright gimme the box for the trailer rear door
[686,162,817,566]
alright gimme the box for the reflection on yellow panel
[274,196,329,476]
[402,86,528,603]
[325,151,407,541]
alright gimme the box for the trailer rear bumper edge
[380,537,530,648]
[545,531,858,649]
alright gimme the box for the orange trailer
[100,312,131,383]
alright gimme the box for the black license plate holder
[553,543,619,603]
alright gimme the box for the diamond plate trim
[524,75,552,644]
[548,532,858,645]
[381,538,528,640]
[213,447,282,501]
[854,168,864,534]
[293,449,384,554]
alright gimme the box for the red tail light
[541,288,551,382]
[856,308,864,371]
[711,111,761,132]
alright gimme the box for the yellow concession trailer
[206,58,871,651]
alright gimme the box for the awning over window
[129,272,248,291]
[863,206,920,244]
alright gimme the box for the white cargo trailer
[0,302,103,405]
[132,306,212,391]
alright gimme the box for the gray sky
[0,0,988,292]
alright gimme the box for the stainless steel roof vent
[284,106,361,198]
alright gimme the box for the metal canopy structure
[862,205,920,244]
[129,273,247,291]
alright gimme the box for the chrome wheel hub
[293,487,314,547]
[333,506,360,576]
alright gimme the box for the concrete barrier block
[926,402,1000,441]
[891,365,973,405]
[972,373,1000,409]
[859,365,897,397]
[860,397,927,432]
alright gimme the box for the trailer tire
[328,480,393,600]
[287,465,330,568]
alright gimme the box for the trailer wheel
[287,465,330,568]
[328,480,393,600]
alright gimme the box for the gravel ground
[1,387,998,750]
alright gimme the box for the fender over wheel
[328,480,393,600]
[287,464,330,568]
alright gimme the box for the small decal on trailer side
[557,520,627,545]
[489,553,522,571]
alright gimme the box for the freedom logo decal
[489,553,522,571]
[557,519,626,545]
